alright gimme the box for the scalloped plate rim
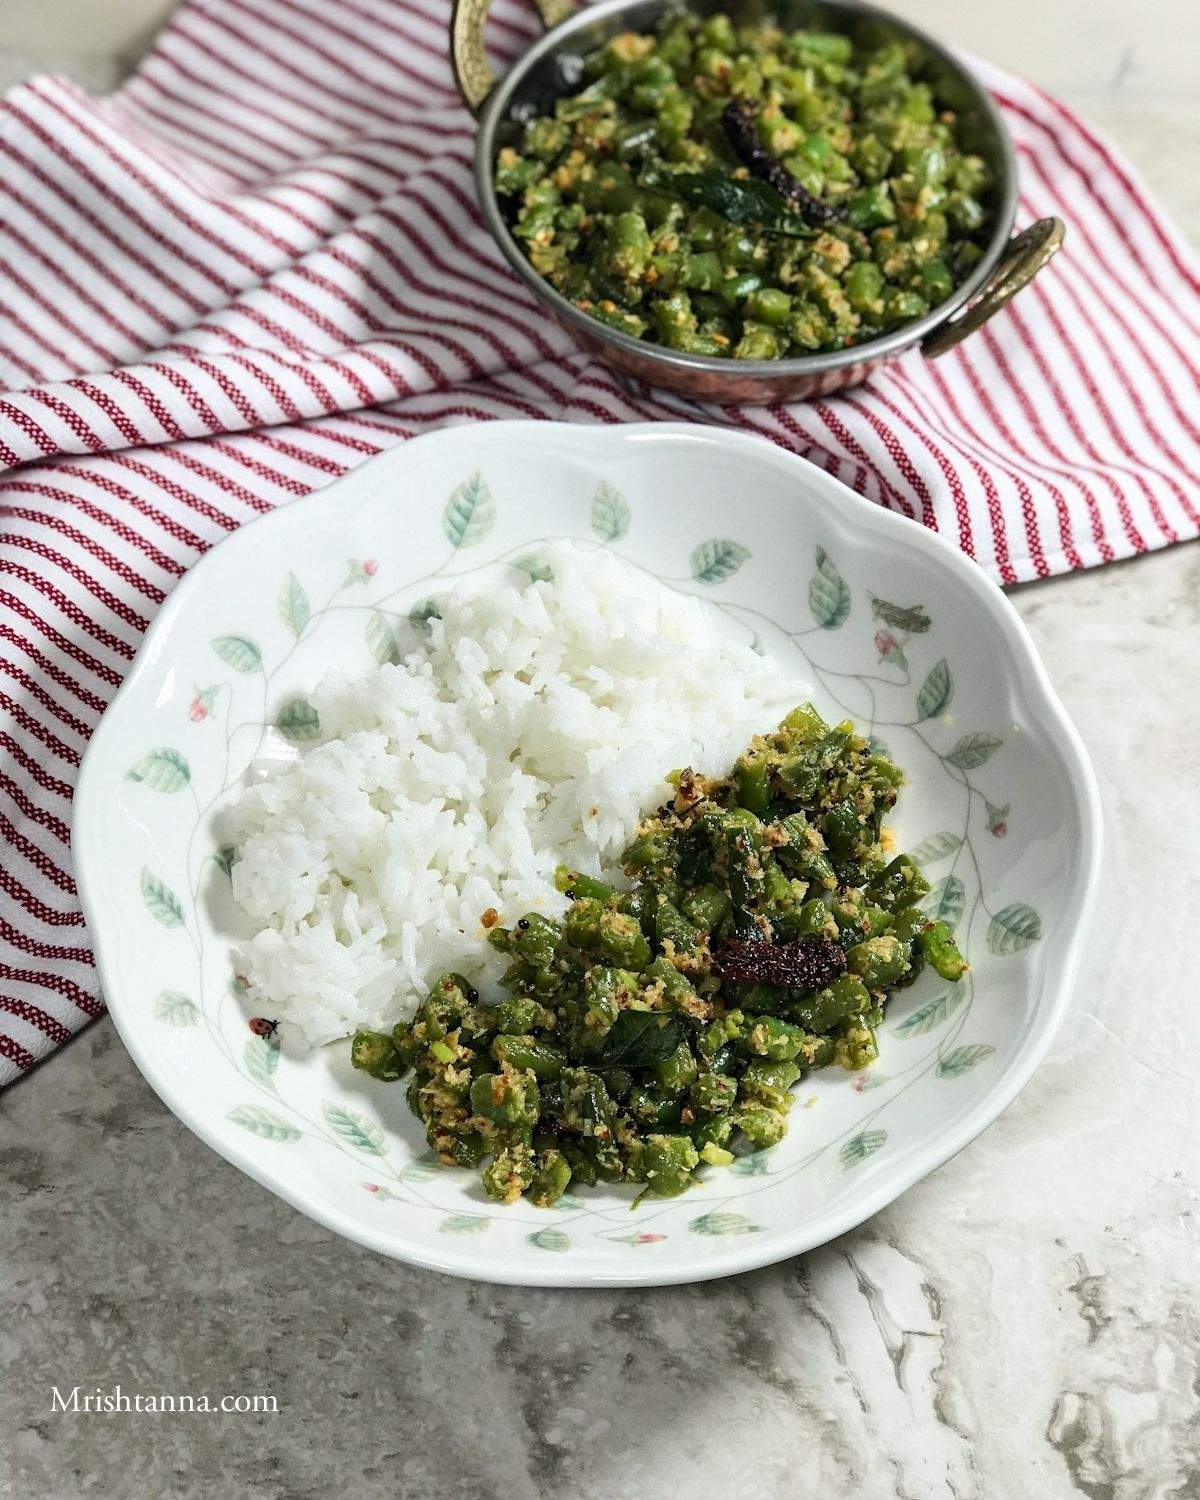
[73,421,1103,1288]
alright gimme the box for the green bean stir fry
[495,11,994,358]
[352,703,967,1208]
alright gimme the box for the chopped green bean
[496,14,993,359]
[353,700,966,1205]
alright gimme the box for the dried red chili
[713,933,847,989]
[722,100,848,226]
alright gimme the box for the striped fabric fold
[0,0,1197,1083]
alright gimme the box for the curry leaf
[916,658,953,720]
[640,165,813,237]
[809,546,850,628]
[598,1012,684,1067]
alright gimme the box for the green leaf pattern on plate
[730,1150,774,1176]
[443,472,495,549]
[839,1129,887,1169]
[892,983,967,1038]
[140,867,184,928]
[528,1228,570,1253]
[277,697,320,742]
[126,747,190,793]
[937,1043,996,1077]
[691,538,750,583]
[916,658,953,720]
[245,1034,280,1089]
[945,732,1003,770]
[689,1212,759,1235]
[365,610,401,665]
[591,479,630,541]
[909,832,962,866]
[924,874,966,931]
[440,1215,488,1235]
[809,546,851,628]
[227,1104,301,1141]
[988,903,1042,954]
[211,634,262,672]
[512,552,554,584]
[153,990,200,1026]
[322,1100,387,1156]
[408,598,441,638]
[399,1157,442,1183]
[277,572,310,639]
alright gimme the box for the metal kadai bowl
[451,0,1064,404]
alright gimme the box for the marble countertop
[2,3,1197,1497]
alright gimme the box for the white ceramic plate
[74,423,1101,1286]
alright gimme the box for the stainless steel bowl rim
[474,0,1020,381]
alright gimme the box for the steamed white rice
[229,542,808,1045]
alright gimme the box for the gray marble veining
[2,0,1199,1494]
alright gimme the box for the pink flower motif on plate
[188,685,219,722]
[874,628,907,670]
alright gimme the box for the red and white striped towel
[1,0,1197,1084]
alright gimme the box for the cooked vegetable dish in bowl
[352,702,966,1208]
[496,10,996,360]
